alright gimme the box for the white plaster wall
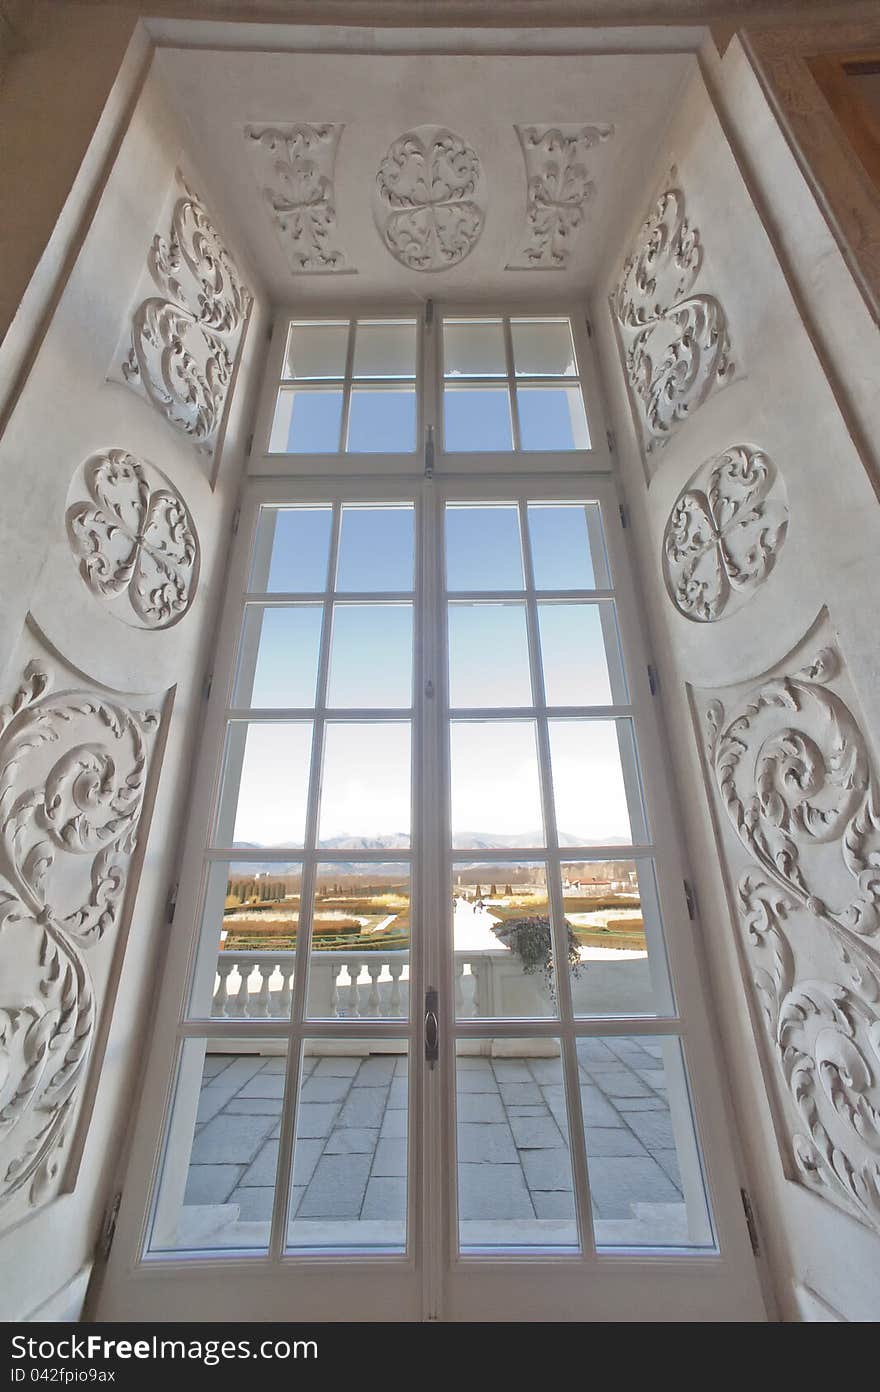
[592,60,880,1323]
[0,56,268,1322]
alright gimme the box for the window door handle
[424,987,439,1066]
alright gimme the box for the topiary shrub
[490,915,582,999]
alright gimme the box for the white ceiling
[156,45,696,305]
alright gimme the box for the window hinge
[683,879,697,921]
[98,1189,122,1262]
[231,505,241,537]
[606,428,615,453]
[425,298,434,328]
[424,423,435,479]
[246,433,254,458]
[585,316,593,339]
[203,671,213,703]
[647,663,659,696]
[741,1188,760,1256]
[618,502,629,529]
[166,879,179,924]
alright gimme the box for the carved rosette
[66,449,200,630]
[704,636,880,1231]
[662,445,788,622]
[0,658,161,1216]
[507,124,613,270]
[614,184,733,454]
[245,124,351,273]
[118,176,253,456]
[373,126,486,272]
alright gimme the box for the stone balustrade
[211,947,652,1019]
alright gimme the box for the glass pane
[518,386,590,450]
[444,387,513,452]
[216,721,312,849]
[287,1041,408,1251]
[538,602,626,707]
[190,862,301,1019]
[353,320,417,378]
[149,1038,287,1253]
[563,860,673,1016]
[283,321,349,379]
[234,605,322,709]
[448,603,532,708]
[336,506,414,593]
[452,863,555,1019]
[319,722,411,847]
[445,505,523,592]
[510,319,577,377]
[250,506,332,594]
[307,865,411,1020]
[578,1035,713,1249]
[269,387,343,453]
[527,503,608,591]
[450,721,543,848]
[443,318,506,376]
[328,604,413,708]
[456,1041,577,1250]
[347,389,416,452]
[548,719,645,846]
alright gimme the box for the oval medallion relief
[373,125,486,272]
[662,444,789,623]
[66,448,200,630]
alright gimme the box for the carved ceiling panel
[111,172,253,458]
[663,445,789,623]
[507,123,613,270]
[693,613,880,1234]
[372,125,487,272]
[0,629,168,1226]
[244,123,352,274]
[66,449,200,631]
[613,181,733,460]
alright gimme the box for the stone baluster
[388,961,404,1018]
[329,959,342,1018]
[278,965,294,1019]
[471,957,489,1017]
[365,960,382,1017]
[212,959,237,1017]
[346,961,361,1017]
[249,960,271,1018]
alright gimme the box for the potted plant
[490,915,582,999]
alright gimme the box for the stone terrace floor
[184,1037,686,1236]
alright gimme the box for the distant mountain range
[232,830,630,874]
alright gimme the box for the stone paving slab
[184,1045,690,1239]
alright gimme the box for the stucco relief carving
[244,124,352,274]
[663,445,788,622]
[66,449,200,631]
[373,125,486,271]
[116,174,253,456]
[701,626,880,1232]
[507,124,613,270]
[613,183,733,456]
[0,650,163,1219]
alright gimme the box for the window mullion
[338,319,356,452]
[267,500,341,1261]
[518,497,596,1260]
[503,317,522,452]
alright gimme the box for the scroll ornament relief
[663,445,788,622]
[374,126,486,271]
[706,641,880,1231]
[66,449,200,630]
[507,123,613,270]
[0,659,160,1215]
[245,124,351,273]
[613,185,733,453]
[120,178,253,455]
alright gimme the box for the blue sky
[229,504,637,847]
